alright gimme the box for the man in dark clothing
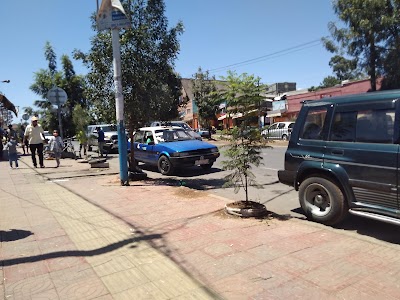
[97,126,105,157]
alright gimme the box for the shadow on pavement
[0,234,161,267]
[291,207,400,244]
[139,164,223,178]
[0,229,33,242]
[146,177,226,191]
[336,215,400,244]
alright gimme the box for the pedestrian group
[1,116,104,169]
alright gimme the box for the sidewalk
[2,153,400,299]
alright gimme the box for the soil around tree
[225,200,268,218]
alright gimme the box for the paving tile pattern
[1,154,400,299]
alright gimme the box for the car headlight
[210,147,219,153]
[171,151,190,157]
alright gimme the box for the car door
[326,100,399,217]
[267,123,278,139]
[289,105,330,174]
[141,131,156,163]
[133,131,146,162]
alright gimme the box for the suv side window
[330,108,394,144]
[300,108,327,140]
[331,111,357,142]
[356,109,394,143]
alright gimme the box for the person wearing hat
[24,116,46,168]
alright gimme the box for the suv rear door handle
[331,149,344,155]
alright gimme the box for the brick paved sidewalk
[2,153,400,299]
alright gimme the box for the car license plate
[195,159,209,165]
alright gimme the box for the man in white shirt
[24,116,45,168]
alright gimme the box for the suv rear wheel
[299,176,347,225]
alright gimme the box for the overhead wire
[206,39,323,74]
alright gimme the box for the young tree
[191,67,219,135]
[72,104,90,158]
[219,72,265,204]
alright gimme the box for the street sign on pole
[47,87,67,105]
[47,86,67,139]
[97,0,131,31]
[22,113,29,121]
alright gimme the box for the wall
[286,78,382,116]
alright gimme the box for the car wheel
[201,163,213,170]
[158,155,174,175]
[281,134,288,141]
[299,176,348,225]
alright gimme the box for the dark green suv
[278,90,400,226]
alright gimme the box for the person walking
[24,116,45,168]
[97,126,105,157]
[5,136,18,169]
[49,130,63,168]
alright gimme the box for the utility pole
[97,0,131,186]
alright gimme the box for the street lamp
[1,80,10,83]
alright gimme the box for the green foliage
[222,127,263,194]
[219,72,266,203]
[325,0,400,91]
[30,41,86,136]
[191,67,219,128]
[74,0,183,131]
[72,104,90,144]
[218,71,265,115]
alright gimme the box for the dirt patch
[100,175,126,186]
[173,186,205,199]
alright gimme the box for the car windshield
[156,129,194,142]
[101,125,117,132]
[172,122,191,130]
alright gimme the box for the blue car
[128,126,220,175]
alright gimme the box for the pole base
[129,171,147,181]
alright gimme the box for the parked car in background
[279,89,400,226]
[42,131,52,144]
[262,122,294,140]
[128,126,220,175]
[150,121,202,140]
[196,128,211,139]
[87,124,119,152]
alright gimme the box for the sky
[0,0,338,123]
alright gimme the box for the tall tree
[30,42,86,135]
[380,0,400,89]
[74,0,183,131]
[324,0,400,91]
[191,67,218,130]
